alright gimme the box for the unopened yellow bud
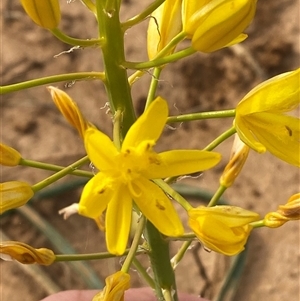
[0,181,34,214]
[47,86,93,139]
[92,271,130,301]
[264,193,300,228]
[20,0,61,29]
[0,241,55,265]
[183,0,257,52]
[188,205,260,255]
[0,144,22,166]
[147,0,182,59]
[220,135,250,187]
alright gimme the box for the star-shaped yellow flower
[235,68,300,167]
[78,97,221,255]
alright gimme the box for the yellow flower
[188,205,260,255]
[47,86,94,139]
[264,193,300,228]
[92,271,130,301]
[0,143,22,166]
[61,97,221,255]
[147,0,182,59]
[220,134,250,188]
[0,181,34,215]
[0,241,55,265]
[20,0,61,29]
[235,68,300,167]
[183,0,257,52]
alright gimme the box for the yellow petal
[244,113,300,166]
[84,128,119,171]
[105,186,132,255]
[78,174,112,219]
[237,68,300,114]
[122,97,168,150]
[132,177,184,237]
[48,86,93,139]
[0,144,22,166]
[144,150,221,179]
[20,0,61,29]
[234,116,267,153]
[147,0,182,59]
[0,181,34,215]
[185,0,256,52]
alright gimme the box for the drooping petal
[143,150,221,179]
[122,97,168,150]
[237,68,300,114]
[84,128,119,171]
[105,186,132,255]
[132,177,184,237]
[244,113,300,166]
[78,174,112,219]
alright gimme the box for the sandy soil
[1,1,299,301]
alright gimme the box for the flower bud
[220,134,250,187]
[0,181,34,215]
[0,241,55,265]
[92,271,130,301]
[0,144,22,166]
[183,0,257,52]
[147,0,182,59]
[47,86,93,139]
[188,205,260,255]
[264,193,300,228]
[20,0,61,29]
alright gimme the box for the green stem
[31,156,90,192]
[113,110,122,150]
[145,221,178,301]
[121,216,146,273]
[19,158,93,178]
[250,220,265,228]
[96,0,136,136]
[132,257,156,289]
[55,248,144,262]
[123,47,196,70]
[154,179,192,211]
[145,67,162,110]
[122,0,165,30]
[0,72,105,94]
[204,126,237,151]
[50,28,102,47]
[167,109,236,123]
[207,185,227,207]
[171,240,193,269]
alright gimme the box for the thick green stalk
[145,221,178,301]
[96,0,136,136]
